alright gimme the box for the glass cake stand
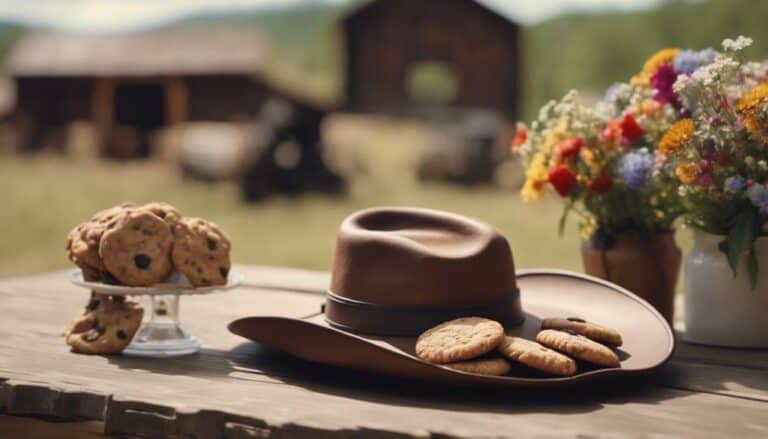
[70,270,242,358]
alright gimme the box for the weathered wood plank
[1,266,767,438]
[0,415,105,439]
[661,360,768,402]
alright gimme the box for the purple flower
[651,63,680,108]
[674,48,719,75]
[747,184,768,215]
[619,149,654,189]
[724,176,745,194]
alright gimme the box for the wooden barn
[342,0,521,118]
[4,29,326,158]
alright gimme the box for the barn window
[405,60,459,105]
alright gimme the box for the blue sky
[0,0,668,33]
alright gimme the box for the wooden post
[91,78,114,156]
[165,77,187,126]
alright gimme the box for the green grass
[0,116,588,278]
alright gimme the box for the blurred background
[1,0,766,277]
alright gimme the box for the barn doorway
[406,60,459,105]
[114,83,165,157]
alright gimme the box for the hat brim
[228,269,674,387]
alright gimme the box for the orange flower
[675,161,699,185]
[737,82,768,143]
[601,120,622,148]
[659,119,695,155]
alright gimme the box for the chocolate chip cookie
[65,293,143,355]
[99,210,174,286]
[170,217,231,287]
[142,202,182,222]
[66,202,138,281]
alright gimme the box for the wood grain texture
[0,415,105,439]
[0,266,766,438]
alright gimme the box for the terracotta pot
[581,231,681,324]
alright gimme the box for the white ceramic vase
[684,231,768,347]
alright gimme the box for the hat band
[323,290,525,337]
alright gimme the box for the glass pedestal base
[122,295,201,358]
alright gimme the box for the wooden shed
[342,0,521,118]
[5,29,326,157]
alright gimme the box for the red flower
[548,165,578,197]
[587,174,613,194]
[620,114,644,143]
[510,126,528,150]
[716,152,729,166]
[556,138,584,163]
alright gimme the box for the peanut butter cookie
[444,357,511,376]
[542,317,622,347]
[498,336,577,376]
[415,317,505,364]
[536,329,620,368]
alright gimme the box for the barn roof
[342,0,519,26]
[5,28,264,77]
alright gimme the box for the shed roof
[5,28,264,77]
[343,0,519,27]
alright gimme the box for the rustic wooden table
[1,265,767,438]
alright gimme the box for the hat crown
[327,207,524,335]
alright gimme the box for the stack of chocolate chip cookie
[415,316,623,377]
[66,201,232,288]
[64,202,233,355]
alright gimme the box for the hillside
[2,0,768,119]
[178,0,768,119]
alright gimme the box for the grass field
[3,116,591,278]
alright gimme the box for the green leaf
[718,209,760,287]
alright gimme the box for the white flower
[722,35,753,52]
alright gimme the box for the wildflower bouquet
[658,36,768,286]
[514,83,682,244]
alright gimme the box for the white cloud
[0,0,667,33]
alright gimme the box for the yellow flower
[631,48,681,86]
[675,161,699,185]
[579,147,601,173]
[579,216,597,240]
[521,178,546,201]
[543,117,570,153]
[521,152,549,202]
[737,82,768,143]
[659,119,695,155]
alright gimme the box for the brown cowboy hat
[229,207,674,387]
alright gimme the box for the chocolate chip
[134,254,151,269]
[219,266,229,278]
[86,298,101,311]
[207,238,217,251]
[116,330,127,340]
